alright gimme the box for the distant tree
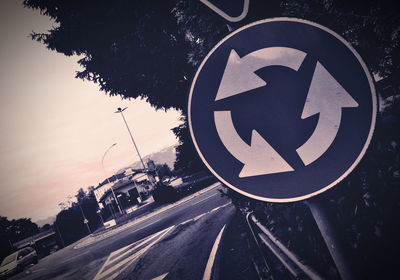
[55,187,101,246]
[23,0,399,174]
[75,187,86,204]
[0,216,39,261]
[172,120,204,174]
[40,223,52,231]
[156,163,172,179]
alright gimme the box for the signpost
[188,18,376,279]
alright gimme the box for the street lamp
[114,107,156,192]
[114,107,147,170]
[102,143,123,215]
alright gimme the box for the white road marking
[107,229,164,265]
[94,226,173,280]
[74,182,221,249]
[60,251,89,264]
[93,200,232,280]
[190,192,218,207]
[180,202,232,225]
[202,224,226,280]
[151,272,169,280]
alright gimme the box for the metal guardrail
[246,212,324,280]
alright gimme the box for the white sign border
[188,17,377,203]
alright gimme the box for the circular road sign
[188,18,376,202]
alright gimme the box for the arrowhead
[301,62,359,119]
[215,49,266,101]
[239,130,294,177]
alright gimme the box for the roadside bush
[152,183,179,204]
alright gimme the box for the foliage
[23,0,399,173]
[0,217,39,261]
[172,118,205,174]
[152,182,179,204]
[281,0,400,79]
[23,0,192,111]
[155,163,172,179]
[55,187,101,247]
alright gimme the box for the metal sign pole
[305,196,356,280]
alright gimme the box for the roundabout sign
[188,18,376,202]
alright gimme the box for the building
[94,169,156,217]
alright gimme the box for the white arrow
[214,110,294,177]
[296,62,359,166]
[215,47,306,101]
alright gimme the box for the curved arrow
[215,47,307,101]
[214,110,294,177]
[296,62,359,165]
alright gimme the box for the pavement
[11,182,260,280]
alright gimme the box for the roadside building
[94,170,155,216]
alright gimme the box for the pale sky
[0,1,182,222]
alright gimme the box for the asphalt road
[11,183,237,280]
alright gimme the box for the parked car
[0,247,38,279]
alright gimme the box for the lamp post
[102,143,123,215]
[114,107,147,170]
[114,107,155,191]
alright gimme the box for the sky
[0,1,182,222]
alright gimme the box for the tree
[155,163,172,179]
[40,223,52,231]
[172,119,204,174]
[23,0,399,173]
[0,216,39,261]
[55,187,101,246]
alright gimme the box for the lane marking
[94,226,173,280]
[189,192,219,207]
[152,272,169,280]
[75,182,221,249]
[94,201,232,280]
[203,224,226,280]
[60,251,89,264]
[181,202,232,225]
[106,228,165,267]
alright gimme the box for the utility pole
[78,204,91,234]
[53,221,65,248]
[96,209,104,225]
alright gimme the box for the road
[12,183,239,280]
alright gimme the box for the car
[0,247,38,279]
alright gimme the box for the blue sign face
[188,18,376,202]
